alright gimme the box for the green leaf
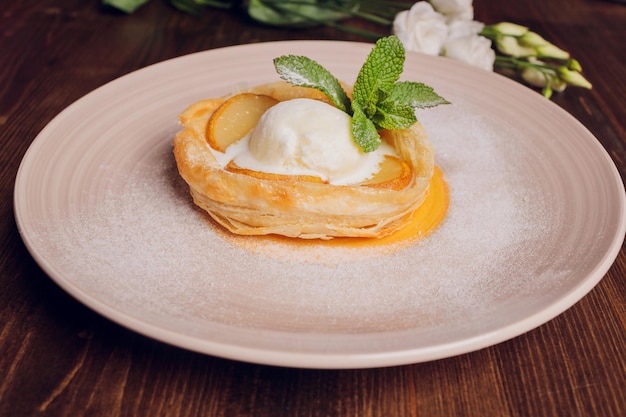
[170,0,234,14]
[170,0,203,14]
[351,103,381,152]
[273,55,351,113]
[387,81,450,109]
[103,0,150,13]
[372,101,416,130]
[248,0,349,27]
[352,36,405,109]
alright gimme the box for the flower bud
[520,56,567,87]
[567,59,582,72]
[539,80,566,98]
[552,78,567,93]
[542,85,553,99]
[536,44,570,60]
[496,36,535,57]
[519,31,549,47]
[557,67,592,89]
[520,66,550,88]
[491,22,528,36]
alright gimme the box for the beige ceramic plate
[14,41,626,369]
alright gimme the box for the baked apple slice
[225,161,326,183]
[361,155,412,190]
[205,93,279,152]
[226,155,411,191]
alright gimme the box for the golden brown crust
[173,81,434,239]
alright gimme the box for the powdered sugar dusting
[38,105,563,334]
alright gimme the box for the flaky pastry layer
[173,82,434,239]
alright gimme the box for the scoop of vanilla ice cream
[232,98,391,185]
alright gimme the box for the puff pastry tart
[173,81,434,240]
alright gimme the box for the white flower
[392,2,449,55]
[443,34,495,71]
[442,16,494,71]
[447,19,484,40]
[429,0,474,22]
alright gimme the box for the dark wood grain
[1,1,625,416]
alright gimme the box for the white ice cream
[225,98,394,185]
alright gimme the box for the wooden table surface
[1,1,625,416]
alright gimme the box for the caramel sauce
[327,165,449,248]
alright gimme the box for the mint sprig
[273,36,449,152]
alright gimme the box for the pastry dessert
[173,36,446,240]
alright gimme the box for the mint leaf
[352,103,381,152]
[274,55,351,113]
[387,81,450,109]
[372,101,417,130]
[352,36,405,109]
